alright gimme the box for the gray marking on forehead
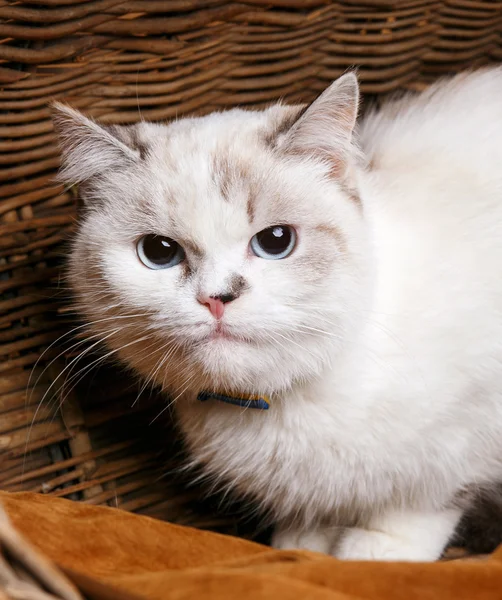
[246,191,255,223]
[211,152,252,205]
[211,154,231,202]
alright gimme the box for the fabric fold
[0,492,500,600]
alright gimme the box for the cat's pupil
[257,226,291,254]
[137,234,186,270]
[250,225,296,260]
[143,235,177,263]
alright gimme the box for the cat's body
[54,67,502,561]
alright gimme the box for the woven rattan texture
[1,1,501,530]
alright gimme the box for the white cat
[53,67,502,561]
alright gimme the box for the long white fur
[56,68,502,561]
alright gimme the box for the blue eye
[250,225,296,260]
[137,234,185,269]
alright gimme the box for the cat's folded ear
[50,102,140,185]
[276,72,360,178]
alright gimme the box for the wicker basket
[1,0,502,538]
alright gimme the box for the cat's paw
[335,528,438,562]
[272,528,337,554]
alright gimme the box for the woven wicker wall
[1,0,502,533]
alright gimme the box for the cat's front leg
[271,525,341,554]
[334,507,462,562]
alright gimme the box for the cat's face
[55,74,368,397]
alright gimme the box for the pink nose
[198,295,225,320]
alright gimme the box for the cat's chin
[186,335,312,395]
[198,332,258,353]
[207,328,245,343]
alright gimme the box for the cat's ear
[50,102,139,185]
[278,72,359,177]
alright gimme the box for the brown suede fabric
[2,491,502,600]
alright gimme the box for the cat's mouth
[208,322,240,342]
[196,321,257,345]
[186,320,258,345]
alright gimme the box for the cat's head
[53,73,370,398]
